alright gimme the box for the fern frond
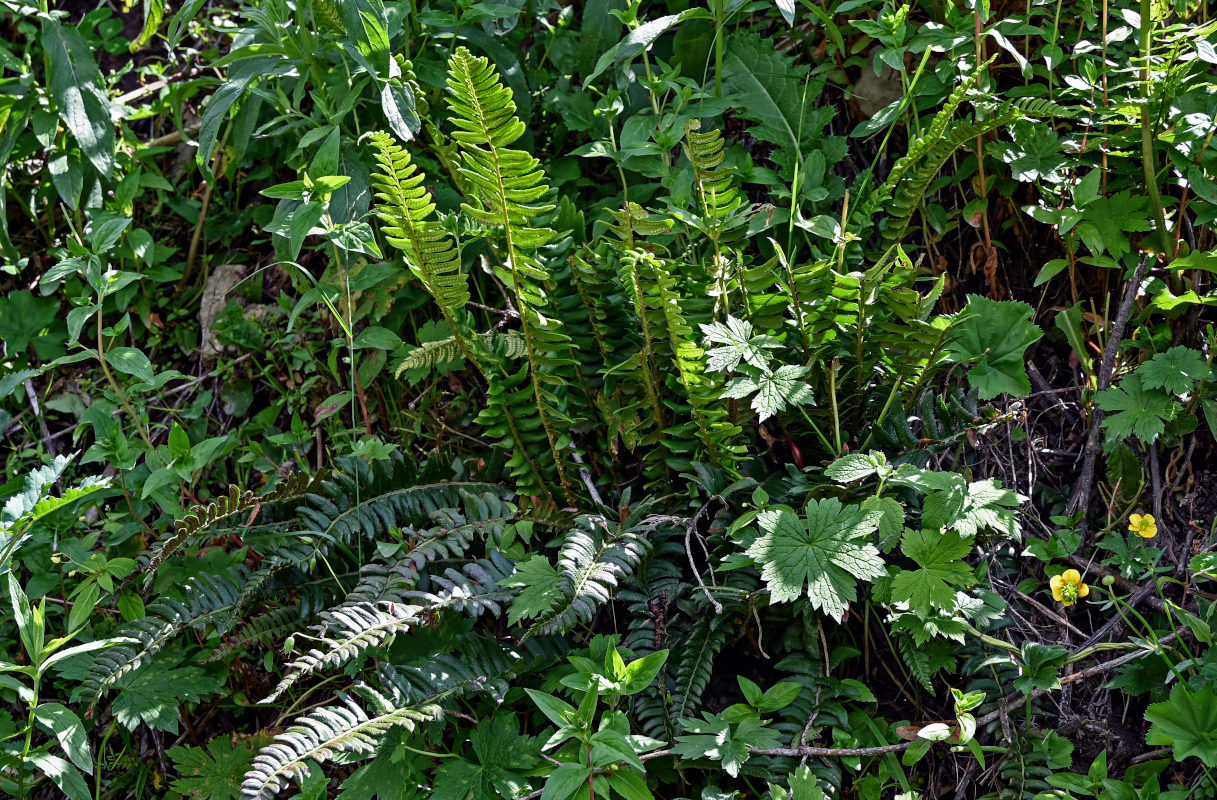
[263,602,422,703]
[241,680,445,800]
[84,568,248,706]
[401,551,517,617]
[393,331,526,379]
[241,638,527,800]
[446,46,581,504]
[209,604,314,663]
[368,130,471,317]
[143,472,320,585]
[672,614,728,722]
[525,513,652,637]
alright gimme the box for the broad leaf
[947,295,1043,399]
[1145,684,1217,767]
[42,20,114,178]
[747,501,884,619]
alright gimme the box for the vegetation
[1,0,1217,797]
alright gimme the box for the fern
[393,331,526,380]
[401,550,517,616]
[143,471,320,584]
[263,602,422,703]
[241,639,529,800]
[446,46,581,504]
[84,568,249,706]
[671,613,729,722]
[683,121,746,314]
[524,511,654,637]
[369,130,471,320]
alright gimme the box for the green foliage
[1145,685,1217,767]
[747,501,885,619]
[5,1,1217,799]
[948,296,1044,400]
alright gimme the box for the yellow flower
[1050,569,1090,606]
[1129,513,1157,539]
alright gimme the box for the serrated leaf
[111,661,222,733]
[890,529,975,617]
[947,296,1043,399]
[169,735,268,800]
[1095,374,1179,443]
[1138,346,1211,394]
[1145,684,1217,767]
[672,713,781,777]
[501,555,562,625]
[433,716,539,800]
[824,452,886,484]
[747,500,884,619]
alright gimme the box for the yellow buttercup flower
[1129,513,1157,539]
[1050,569,1089,606]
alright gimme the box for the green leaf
[524,689,578,729]
[433,716,539,800]
[723,33,844,188]
[824,452,888,484]
[947,295,1043,399]
[169,735,268,800]
[1095,374,1179,443]
[168,422,191,462]
[129,0,164,51]
[586,11,707,85]
[621,649,669,694]
[672,712,781,777]
[42,20,114,178]
[747,500,884,619]
[721,365,814,422]
[111,661,223,733]
[105,347,156,384]
[701,317,778,373]
[1145,684,1217,767]
[26,751,91,800]
[890,529,975,617]
[34,702,91,775]
[1137,346,1211,395]
[502,555,563,625]
[539,763,591,800]
[1076,191,1151,260]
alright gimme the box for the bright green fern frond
[368,130,471,317]
[684,121,743,230]
[444,46,581,504]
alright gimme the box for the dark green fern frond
[525,512,653,638]
[241,638,528,800]
[263,602,422,703]
[84,568,249,706]
[401,550,517,617]
[672,613,729,723]
[209,604,314,663]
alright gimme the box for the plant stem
[16,683,39,800]
[1138,0,1171,256]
